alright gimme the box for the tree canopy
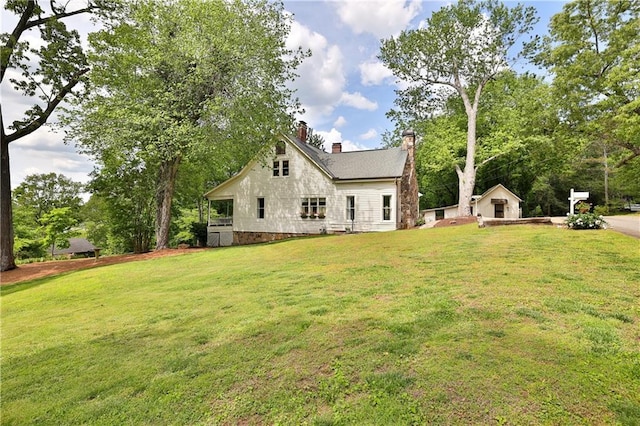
[67,0,305,250]
[528,0,640,205]
[13,172,84,222]
[380,0,538,216]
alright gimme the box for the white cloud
[339,92,378,111]
[333,116,347,128]
[359,128,377,140]
[286,20,346,123]
[9,128,94,189]
[359,60,395,86]
[335,0,422,39]
[316,128,368,152]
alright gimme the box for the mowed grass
[1,225,639,425]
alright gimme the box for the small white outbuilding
[422,184,522,223]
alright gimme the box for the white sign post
[568,188,589,215]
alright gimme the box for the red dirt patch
[0,248,207,286]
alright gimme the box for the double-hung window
[272,160,289,177]
[346,196,355,221]
[382,195,392,221]
[257,197,265,219]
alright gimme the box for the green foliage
[380,1,538,214]
[12,173,84,222]
[308,133,326,150]
[1,1,116,271]
[40,207,79,256]
[11,173,84,259]
[575,201,591,214]
[190,222,208,247]
[66,0,306,250]
[12,205,46,259]
[170,209,202,246]
[528,0,640,191]
[89,161,156,254]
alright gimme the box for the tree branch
[1,0,37,82]
[613,139,640,168]
[615,150,640,168]
[25,5,100,30]
[5,68,89,144]
[475,151,506,172]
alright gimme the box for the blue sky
[4,0,568,189]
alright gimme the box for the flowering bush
[566,213,607,230]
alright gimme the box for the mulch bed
[0,248,207,286]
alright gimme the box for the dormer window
[276,141,286,155]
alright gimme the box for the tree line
[380,0,639,216]
[2,0,638,270]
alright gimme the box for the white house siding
[422,206,459,223]
[208,145,400,237]
[215,145,330,235]
[333,181,399,233]
[241,169,398,233]
[474,186,521,219]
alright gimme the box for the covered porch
[207,199,234,247]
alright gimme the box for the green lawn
[2,225,639,425]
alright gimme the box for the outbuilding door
[494,203,505,218]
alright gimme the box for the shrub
[593,205,609,216]
[190,222,208,247]
[566,213,607,230]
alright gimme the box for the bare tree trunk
[457,105,477,217]
[0,129,16,271]
[197,198,204,223]
[603,145,609,206]
[155,156,181,250]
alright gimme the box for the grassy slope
[1,225,639,425]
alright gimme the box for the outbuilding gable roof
[479,184,523,202]
[288,135,407,180]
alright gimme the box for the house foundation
[233,231,312,245]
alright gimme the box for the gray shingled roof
[292,137,407,180]
[52,238,97,255]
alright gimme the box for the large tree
[1,0,112,271]
[13,172,84,223]
[528,0,640,203]
[380,0,537,216]
[409,71,572,215]
[68,0,305,250]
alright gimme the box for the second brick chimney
[297,121,308,142]
[332,142,342,153]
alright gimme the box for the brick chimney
[400,129,419,229]
[297,121,308,142]
[401,129,415,152]
[332,142,342,153]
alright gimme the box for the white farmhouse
[204,122,419,246]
